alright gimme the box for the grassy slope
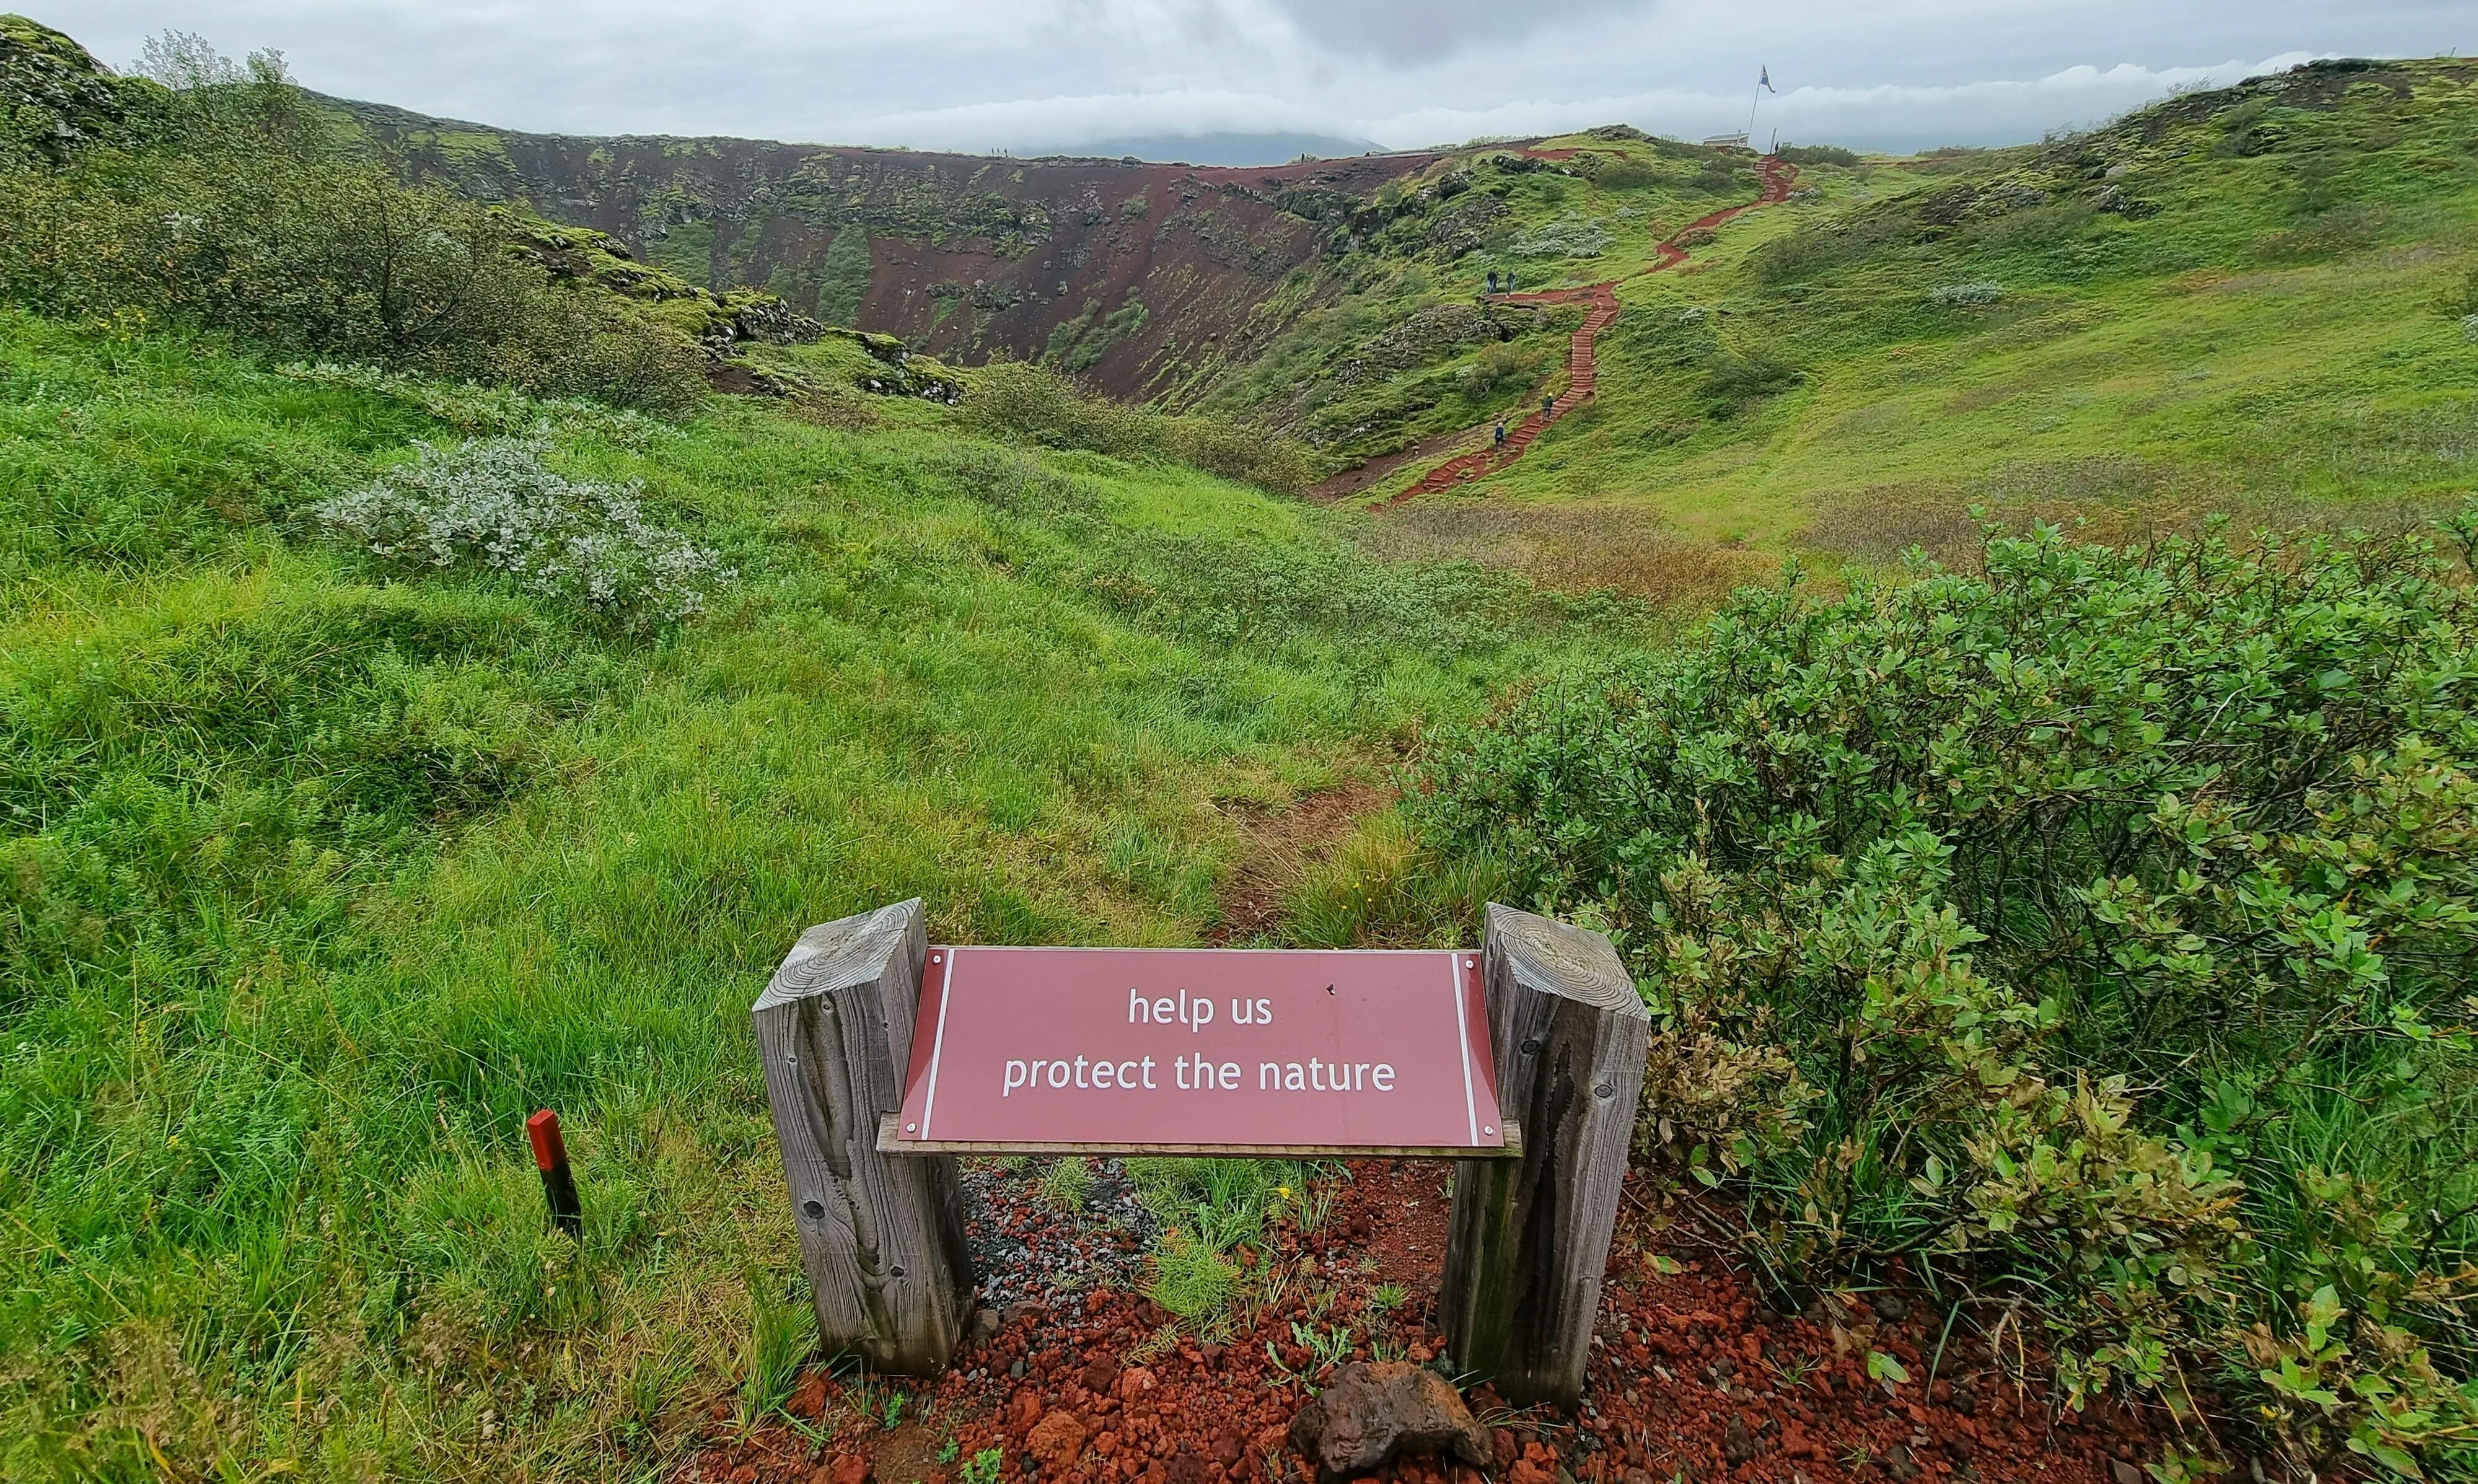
[1377,68,2478,562]
[0,311,1611,1479]
[1197,132,1825,470]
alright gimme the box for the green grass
[1404,64,2478,556]
[0,307,1619,1480]
[17,53,2478,1483]
[1192,132,1899,472]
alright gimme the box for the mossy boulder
[506,217,824,367]
[0,14,168,163]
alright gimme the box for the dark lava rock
[1724,1417,1760,1466]
[1872,1292,1912,1322]
[1286,1361,1492,1482]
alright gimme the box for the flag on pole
[1760,66,1776,92]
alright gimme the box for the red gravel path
[677,1158,2169,1484]
[1372,156,1799,509]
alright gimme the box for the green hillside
[1320,60,2478,575]
[0,307,1627,1476]
[8,15,2478,1483]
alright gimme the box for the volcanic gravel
[679,1161,2175,1484]
[961,1159,1158,1310]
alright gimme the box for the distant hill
[317,93,1448,401]
[1022,132,1388,167]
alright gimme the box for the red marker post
[526,1109,583,1239]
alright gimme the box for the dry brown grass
[1360,499,1780,608]
[1799,456,2467,573]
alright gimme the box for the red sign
[889,948,1507,1153]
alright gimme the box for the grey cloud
[1258,0,1654,63]
[48,0,2478,158]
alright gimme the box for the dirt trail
[1371,155,1798,509]
[1209,779,1391,942]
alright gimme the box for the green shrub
[1157,415,1312,498]
[1694,156,1745,193]
[1457,341,1547,400]
[1778,144,1861,167]
[1961,197,2098,251]
[1747,212,1909,284]
[0,55,706,413]
[1415,514,2478,1477]
[1697,348,1802,415]
[1594,157,1660,190]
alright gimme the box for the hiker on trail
[1542,393,1556,416]
[1493,422,1508,447]
[1503,270,1514,292]
[1487,270,1499,293]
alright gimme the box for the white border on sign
[918,947,959,1139]
[907,947,1498,1148]
[1452,954,1478,1146]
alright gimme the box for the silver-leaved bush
[311,438,734,631]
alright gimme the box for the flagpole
[1747,66,1764,141]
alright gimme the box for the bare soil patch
[677,1161,2172,1484]
[1212,779,1393,944]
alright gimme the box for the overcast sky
[55,1,2477,157]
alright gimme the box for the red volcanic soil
[676,1159,2168,1484]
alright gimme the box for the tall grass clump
[1417,512,2478,1478]
[960,360,1311,496]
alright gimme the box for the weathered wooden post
[754,899,974,1374]
[1440,903,1648,1407]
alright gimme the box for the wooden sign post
[752,900,973,1375]
[755,900,1643,1397]
[1439,905,1648,1407]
